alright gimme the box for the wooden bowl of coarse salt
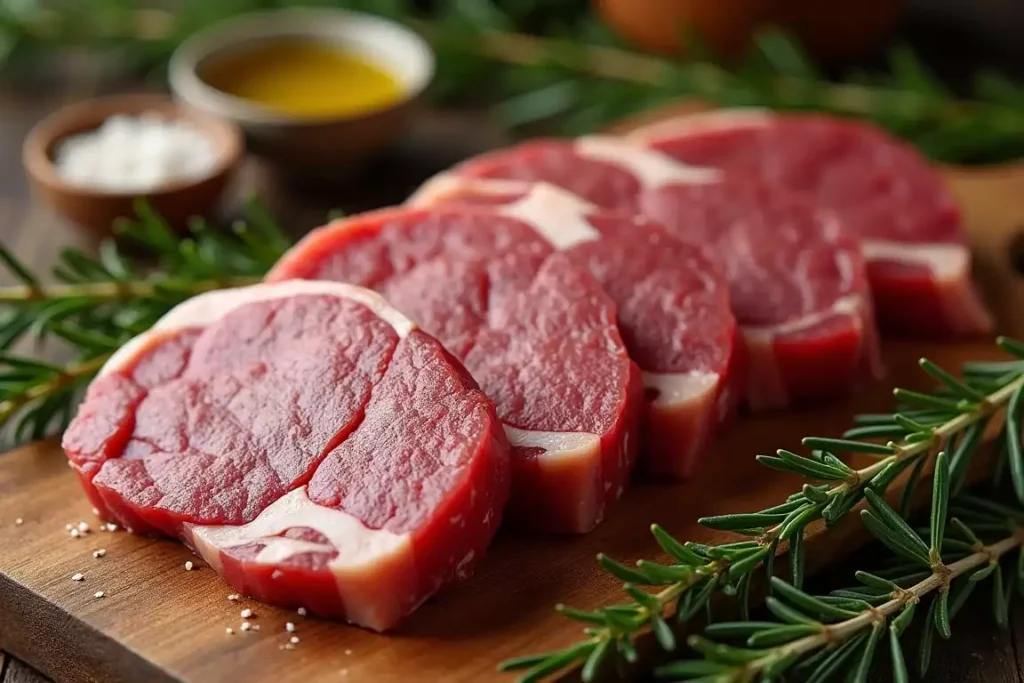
[23,93,244,237]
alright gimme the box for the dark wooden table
[0,85,1021,683]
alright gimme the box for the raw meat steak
[63,281,511,631]
[415,140,880,409]
[639,176,883,409]
[410,136,718,212]
[408,179,740,478]
[267,203,643,532]
[627,109,993,336]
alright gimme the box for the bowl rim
[22,92,245,199]
[168,7,437,128]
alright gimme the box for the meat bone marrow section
[62,281,511,631]
[627,108,994,337]
[408,181,741,479]
[267,198,643,532]
[416,137,880,410]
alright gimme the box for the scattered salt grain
[94,591,105,599]
[71,573,84,582]
[65,523,73,531]
[184,561,194,571]
[92,549,107,559]
[77,521,90,533]
[105,523,119,532]
[240,608,253,619]
[54,114,219,194]
[70,529,80,538]
[226,627,234,635]
[285,622,296,633]
[240,622,252,632]
[280,644,295,651]
[297,607,308,616]
[227,594,240,602]
[251,624,261,632]
[289,636,300,645]
[14,518,23,526]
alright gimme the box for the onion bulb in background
[594,0,904,61]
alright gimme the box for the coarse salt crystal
[14,518,23,526]
[92,549,107,559]
[184,561,194,571]
[297,607,307,616]
[106,523,119,532]
[240,608,253,619]
[289,636,300,645]
[241,622,251,632]
[94,591,105,599]
[285,622,296,633]
[70,529,80,538]
[226,627,234,635]
[65,523,73,531]
[227,594,240,601]
[71,573,84,581]
[77,521,90,533]
[251,624,261,632]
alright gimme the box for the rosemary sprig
[501,338,1024,682]
[656,460,1024,682]
[3,0,1024,163]
[0,199,291,444]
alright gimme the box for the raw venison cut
[410,135,718,212]
[627,109,993,336]
[267,203,643,532]
[408,180,740,478]
[62,281,511,631]
[639,176,883,409]
[415,140,880,409]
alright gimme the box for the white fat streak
[575,136,720,190]
[625,108,774,143]
[189,487,411,572]
[742,294,864,342]
[504,425,600,463]
[497,183,601,249]
[861,240,969,281]
[405,173,534,207]
[100,281,416,378]
[642,371,719,408]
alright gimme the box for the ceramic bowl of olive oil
[169,8,434,176]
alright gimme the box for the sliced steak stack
[267,200,643,532]
[408,181,740,477]
[420,137,882,409]
[63,282,510,631]
[627,109,993,336]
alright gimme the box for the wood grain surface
[2,96,1024,683]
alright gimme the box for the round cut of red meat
[628,109,993,336]
[408,179,740,478]
[416,140,879,410]
[639,177,882,409]
[267,204,643,531]
[62,281,510,631]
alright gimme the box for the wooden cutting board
[1,113,1024,683]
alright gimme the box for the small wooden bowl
[168,8,435,179]
[23,93,244,237]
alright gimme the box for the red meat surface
[267,205,643,532]
[63,282,510,631]
[628,109,993,336]
[409,180,740,478]
[420,139,880,408]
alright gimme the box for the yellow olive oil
[203,40,403,118]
